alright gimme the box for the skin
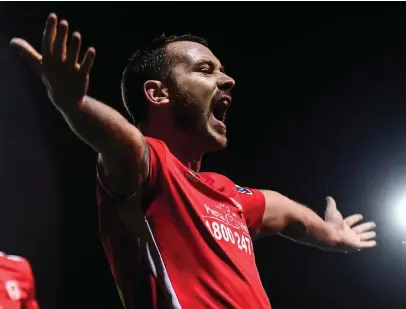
[166,41,234,147]
[9,13,376,255]
[142,41,235,165]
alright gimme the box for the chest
[154,167,245,221]
[150,169,254,257]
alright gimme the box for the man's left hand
[324,196,377,252]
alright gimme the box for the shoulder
[143,137,176,171]
[201,172,255,196]
[144,137,190,176]
[234,184,254,196]
[0,253,33,277]
[144,137,169,156]
[201,172,238,195]
[0,252,26,263]
[201,172,234,186]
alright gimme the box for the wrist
[306,220,341,247]
[316,223,351,252]
[58,96,87,118]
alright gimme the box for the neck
[142,122,204,173]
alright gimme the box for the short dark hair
[120,33,209,126]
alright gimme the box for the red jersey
[97,137,271,309]
[0,252,39,309]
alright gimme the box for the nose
[217,73,235,92]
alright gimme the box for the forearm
[279,206,340,250]
[59,95,139,155]
[59,95,147,194]
[260,190,341,250]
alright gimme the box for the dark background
[0,2,405,309]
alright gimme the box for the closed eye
[199,67,212,74]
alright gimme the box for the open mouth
[212,99,230,123]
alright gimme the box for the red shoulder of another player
[0,253,32,278]
[201,173,266,235]
[17,258,38,308]
[0,253,37,305]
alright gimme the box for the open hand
[324,196,377,251]
[10,13,96,110]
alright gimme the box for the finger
[79,47,96,75]
[344,214,363,227]
[359,231,376,241]
[10,38,42,75]
[42,13,58,58]
[353,221,376,234]
[66,32,81,68]
[53,20,69,61]
[360,240,377,248]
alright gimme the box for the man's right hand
[10,12,149,197]
[10,13,95,112]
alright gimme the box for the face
[165,41,235,152]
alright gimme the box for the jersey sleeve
[96,137,169,308]
[235,185,266,235]
[96,137,167,202]
[96,137,169,273]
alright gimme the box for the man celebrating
[10,13,376,309]
[0,252,39,309]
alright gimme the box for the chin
[204,129,228,153]
[211,138,227,152]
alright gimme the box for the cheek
[181,74,216,98]
[189,78,217,111]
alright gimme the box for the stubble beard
[171,85,208,136]
[169,83,226,153]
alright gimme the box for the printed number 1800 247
[205,220,252,255]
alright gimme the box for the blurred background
[0,2,406,308]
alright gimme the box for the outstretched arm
[256,190,376,252]
[10,13,148,196]
[63,96,149,196]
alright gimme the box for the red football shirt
[97,137,271,309]
[0,252,39,309]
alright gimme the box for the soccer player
[10,13,376,309]
[0,252,39,309]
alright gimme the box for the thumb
[324,196,341,222]
[325,196,336,210]
[10,38,42,75]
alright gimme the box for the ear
[144,80,169,106]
